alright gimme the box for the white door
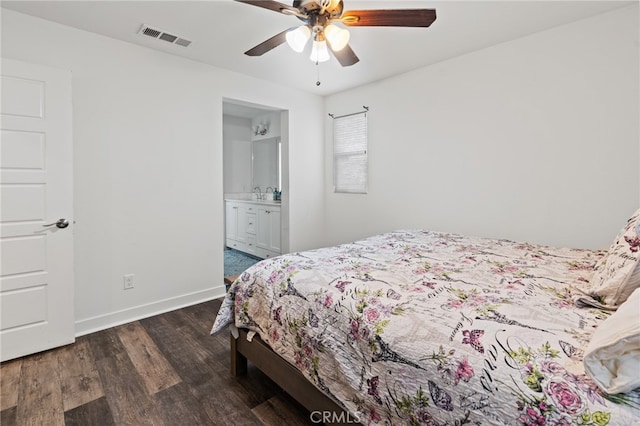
[256,206,280,253]
[225,202,238,241]
[256,208,269,250]
[0,58,74,361]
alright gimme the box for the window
[333,111,368,193]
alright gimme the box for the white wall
[324,5,639,250]
[223,115,252,194]
[1,9,325,334]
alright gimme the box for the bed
[212,212,640,425]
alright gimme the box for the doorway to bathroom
[222,99,289,287]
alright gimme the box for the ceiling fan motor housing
[293,0,344,19]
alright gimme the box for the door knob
[43,218,69,229]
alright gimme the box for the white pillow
[583,287,640,394]
[582,209,640,309]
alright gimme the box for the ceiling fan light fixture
[237,0,436,68]
[286,25,311,53]
[310,40,330,63]
[324,24,349,51]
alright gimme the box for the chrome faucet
[253,186,263,200]
[265,187,274,201]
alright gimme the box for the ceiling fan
[235,0,437,66]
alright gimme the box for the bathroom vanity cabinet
[225,200,281,259]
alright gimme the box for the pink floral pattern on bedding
[212,230,640,425]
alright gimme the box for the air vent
[175,38,192,47]
[138,24,192,48]
[142,27,161,38]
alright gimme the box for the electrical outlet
[124,274,134,290]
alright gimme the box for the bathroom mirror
[252,137,280,193]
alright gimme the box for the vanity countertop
[225,198,281,207]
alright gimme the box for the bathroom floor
[224,248,260,278]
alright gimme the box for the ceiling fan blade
[234,0,300,15]
[341,9,436,27]
[244,28,291,56]
[330,44,359,67]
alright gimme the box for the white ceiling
[1,1,633,97]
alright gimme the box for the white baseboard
[74,286,227,337]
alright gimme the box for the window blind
[333,111,368,194]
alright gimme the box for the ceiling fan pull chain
[316,63,321,86]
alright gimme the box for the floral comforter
[212,230,640,425]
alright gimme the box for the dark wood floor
[0,299,314,425]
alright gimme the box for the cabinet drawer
[226,239,248,253]
[255,247,280,260]
[245,236,257,255]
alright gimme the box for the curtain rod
[328,106,369,119]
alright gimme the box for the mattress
[212,230,640,425]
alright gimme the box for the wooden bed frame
[231,328,357,425]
